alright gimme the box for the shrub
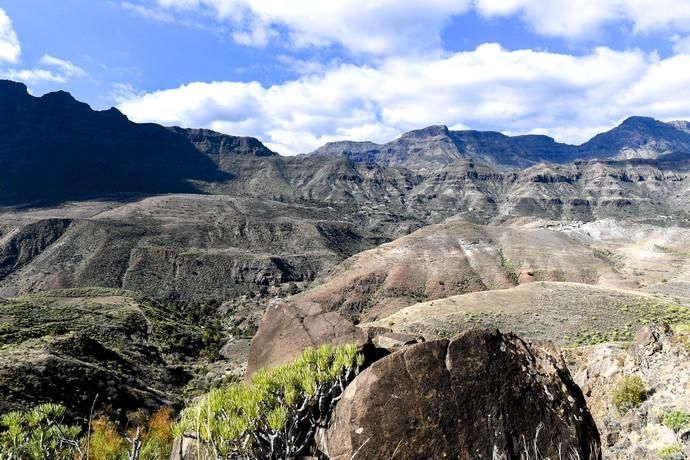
[657,442,683,460]
[663,409,690,433]
[86,416,126,460]
[175,343,364,459]
[0,403,82,459]
[138,407,174,460]
[0,404,175,460]
[611,375,646,413]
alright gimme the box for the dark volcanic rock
[323,329,601,460]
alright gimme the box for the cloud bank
[154,0,690,52]
[119,44,690,155]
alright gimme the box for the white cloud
[1,68,66,84]
[671,34,690,54]
[39,55,86,77]
[0,8,20,63]
[121,2,177,22]
[155,0,471,54]
[0,9,85,85]
[152,0,690,52]
[476,0,690,39]
[1,55,87,84]
[118,43,690,155]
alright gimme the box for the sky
[3,1,690,154]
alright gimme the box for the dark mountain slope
[0,81,273,206]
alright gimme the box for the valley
[1,80,690,459]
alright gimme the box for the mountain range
[310,116,690,169]
[2,79,690,459]
[1,79,689,211]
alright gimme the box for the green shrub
[0,404,175,460]
[175,343,364,459]
[663,409,690,433]
[0,403,82,459]
[611,375,646,414]
[658,442,683,460]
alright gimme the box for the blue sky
[2,0,690,154]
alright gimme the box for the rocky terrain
[2,79,690,458]
[567,324,690,459]
[0,195,392,301]
[0,288,211,421]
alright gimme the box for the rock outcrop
[246,299,367,376]
[322,329,601,460]
[567,324,690,459]
[169,436,214,460]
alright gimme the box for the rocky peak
[399,124,451,139]
[578,116,690,160]
[619,115,664,128]
[0,79,29,95]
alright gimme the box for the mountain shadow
[0,80,239,207]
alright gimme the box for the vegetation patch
[176,343,364,459]
[611,375,646,414]
[657,442,684,460]
[498,249,520,285]
[663,409,690,433]
[0,403,173,460]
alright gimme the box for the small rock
[169,436,214,460]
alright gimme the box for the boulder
[322,328,601,460]
[246,299,367,376]
[169,436,214,460]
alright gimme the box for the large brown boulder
[322,329,601,460]
[246,299,367,376]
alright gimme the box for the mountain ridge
[310,115,690,170]
[0,79,688,226]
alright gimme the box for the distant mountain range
[310,116,690,170]
[0,79,689,213]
